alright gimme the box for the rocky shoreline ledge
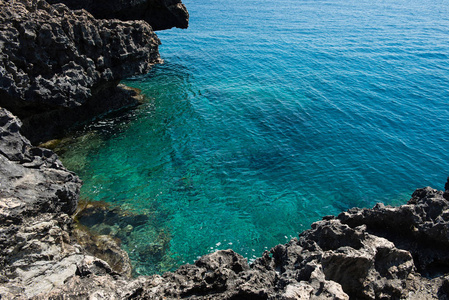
[3,107,449,299]
[1,0,449,299]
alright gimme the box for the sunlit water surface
[59,0,449,275]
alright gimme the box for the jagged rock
[46,0,189,31]
[72,225,133,278]
[127,248,347,299]
[338,186,449,278]
[0,0,161,143]
[0,107,135,299]
[0,107,81,297]
[443,176,449,200]
[0,108,81,220]
[2,113,449,299]
[126,183,449,300]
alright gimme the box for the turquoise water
[59,0,449,275]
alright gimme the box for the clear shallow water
[59,0,449,275]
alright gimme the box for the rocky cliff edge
[1,0,449,299]
[2,104,449,298]
[45,0,189,31]
[0,0,164,144]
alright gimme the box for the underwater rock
[46,0,189,31]
[74,199,177,276]
[72,200,149,277]
[72,224,133,278]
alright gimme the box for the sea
[58,0,449,275]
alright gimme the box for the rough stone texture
[1,0,449,298]
[2,107,449,299]
[72,224,133,278]
[0,0,161,143]
[129,185,449,300]
[46,0,189,31]
[0,107,78,297]
[0,107,134,298]
[0,108,81,220]
[338,186,449,280]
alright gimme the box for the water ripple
[59,0,449,275]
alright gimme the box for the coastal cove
[58,0,449,275]
[2,0,449,298]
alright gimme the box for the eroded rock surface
[0,0,161,143]
[2,105,449,298]
[0,108,135,298]
[46,0,189,31]
[0,107,80,297]
[131,185,449,300]
[0,108,81,222]
[23,182,449,299]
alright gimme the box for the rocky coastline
[1,0,449,299]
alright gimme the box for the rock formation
[0,107,82,297]
[128,185,449,300]
[0,0,162,143]
[0,107,136,298]
[46,0,189,31]
[2,120,448,299]
[1,0,449,299]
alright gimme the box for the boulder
[0,108,81,220]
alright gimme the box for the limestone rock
[338,186,449,278]
[0,107,134,298]
[131,184,449,299]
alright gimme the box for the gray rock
[0,107,84,297]
[338,186,449,278]
[46,0,189,31]
[0,108,81,220]
[0,0,161,143]
[128,184,449,300]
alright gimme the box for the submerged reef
[1,0,449,299]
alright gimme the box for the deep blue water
[59,0,449,275]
